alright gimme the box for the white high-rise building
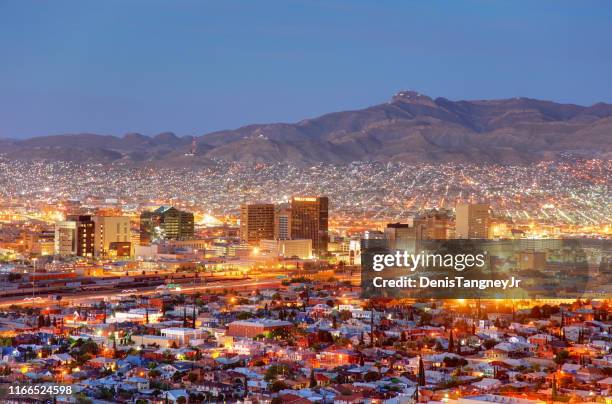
[54,221,77,256]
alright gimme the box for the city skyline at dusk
[0,2,610,403]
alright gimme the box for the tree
[75,393,93,404]
[24,347,36,361]
[448,329,454,353]
[364,371,380,382]
[443,356,467,368]
[270,327,290,340]
[483,339,497,350]
[309,368,317,388]
[1,365,12,376]
[316,330,333,343]
[270,380,288,392]
[370,307,376,347]
[418,356,425,386]
[560,309,565,327]
[97,387,115,401]
[419,311,432,326]
[112,337,118,358]
[237,312,252,320]
[554,349,570,365]
[77,339,100,356]
[264,364,291,381]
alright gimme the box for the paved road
[0,278,282,308]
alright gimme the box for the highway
[0,277,283,308]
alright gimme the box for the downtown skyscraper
[291,196,329,257]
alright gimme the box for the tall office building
[140,206,194,245]
[291,196,329,257]
[93,215,131,256]
[414,209,453,241]
[38,230,56,256]
[240,203,275,245]
[67,215,95,257]
[384,223,416,252]
[455,203,490,239]
[54,221,76,256]
[274,203,292,240]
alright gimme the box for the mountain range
[2,91,611,166]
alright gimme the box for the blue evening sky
[1,0,611,138]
